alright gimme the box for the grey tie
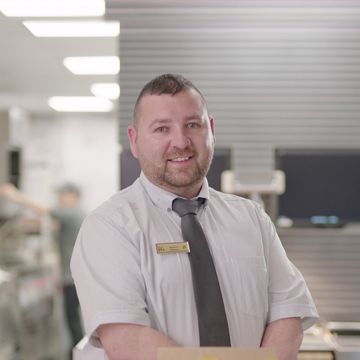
[172,197,231,346]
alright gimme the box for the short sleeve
[257,207,319,330]
[70,213,150,346]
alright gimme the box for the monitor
[275,148,360,225]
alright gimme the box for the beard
[138,146,214,193]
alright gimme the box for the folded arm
[261,317,303,360]
[98,323,178,360]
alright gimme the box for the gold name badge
[156,241,190,254]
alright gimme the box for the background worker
[0,182,84,359]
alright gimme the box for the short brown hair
[133,73,207,125]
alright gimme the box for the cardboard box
[158,347,276,360]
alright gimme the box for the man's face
[58,191,79,207]
[128,89,215,198]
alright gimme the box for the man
[0,182,84,358]
[71,74,318,360]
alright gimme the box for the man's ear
[209,116,216,143]
[127,125,138,158]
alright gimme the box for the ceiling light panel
[23,21,120,37]
[91,83,120,100]
[48,96,113,112]
[0,0,105,17]
[63,56,120,75]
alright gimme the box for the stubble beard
[139,147,214,193]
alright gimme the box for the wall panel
[115,26,360,176]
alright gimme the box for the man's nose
[171,128,191,149]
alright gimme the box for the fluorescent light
[63,56,120,75]
[0,0,104,17]
[48,96,113,112]
[91,83,120,100]
[23,21,120,37]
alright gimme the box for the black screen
[8,148,21,187]
[276,149,360,222]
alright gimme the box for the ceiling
[1,0,360,115]
[0,11,118,115]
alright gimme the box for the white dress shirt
[71,172,318,355]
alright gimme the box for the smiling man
[71,74,318,360]
[128,82,214,199]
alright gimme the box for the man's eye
[186,122,200,129]
[155,126,168,133]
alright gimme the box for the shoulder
[75,180,147,253]
[209,188,261,213]
[82,179,145,232]
[208,188,274,230]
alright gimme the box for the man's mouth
[168,156,193,162]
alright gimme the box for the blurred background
[1,0,360,359]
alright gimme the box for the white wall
[58,115,119,212]
[11,112,119,213]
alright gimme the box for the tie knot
[172,197,204,217]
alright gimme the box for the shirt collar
[139,172,210,211]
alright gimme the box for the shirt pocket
[226,256,268,317]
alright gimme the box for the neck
[143,173,203,199]
[155,180,202,199]
[164,184,202,199]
